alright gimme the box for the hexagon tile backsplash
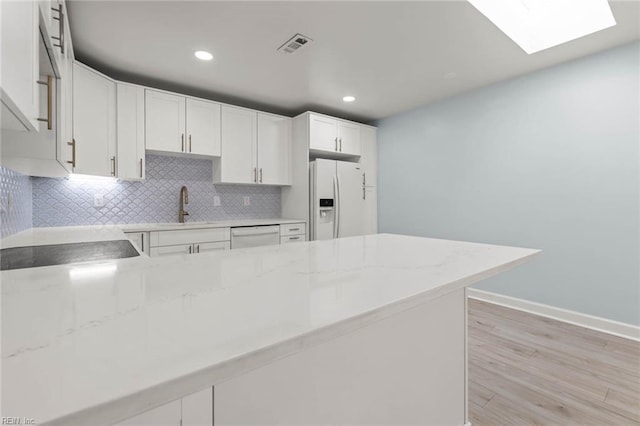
[0,166,33,238]
[32,155,281,227]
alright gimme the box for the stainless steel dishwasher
[230,225,280,249]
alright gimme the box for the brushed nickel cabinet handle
[141,233,144,252]
[363,187,366,200]
[139,158,143,178]
[363,172,366,186]
[339,138,343,152]
[188,246,192,254]
[36,76,52,130]
[67,139,76,168]
[335,137,338,151]
[289,236,300,240]
[253,167,257,183]
[181,134,185,152]
[196,244,200,253]
[189,134,192,153]
[111,156,116,176]
[259,168,263,183]
[51,5,64,54]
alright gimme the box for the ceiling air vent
[277,33,313,54]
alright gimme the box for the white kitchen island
[1,233,539,425]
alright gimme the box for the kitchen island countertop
[1,233,539,425]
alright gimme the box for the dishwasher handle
[231,226,280,237]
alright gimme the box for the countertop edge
[45,248,541,426]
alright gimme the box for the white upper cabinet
[72,62,116,177]
[145,89,221,156]
[308,113,362,157]
[215,105,257,184]
[117,83,145,180]
[257,112,291,185]
[186,98,221,156]
[309,114,337,152]
[337,121,361,156]
[1,0,40,131]
[215,107,291,186]
[145,90,186,154]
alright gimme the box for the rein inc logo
[1,418,35,425]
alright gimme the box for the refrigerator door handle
[333,175,339,238]
[335,173,341,238]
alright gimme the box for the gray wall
[377,42,639,326]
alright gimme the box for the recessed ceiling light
[467,0,616,54]
[343,96,356,103]
[194,50,214,61]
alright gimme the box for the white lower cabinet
[280,222,306,244]
[125,232,150,255]
[148,228,231,258]
[114,388,212,426]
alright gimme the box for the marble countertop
[0,218,306,249]
[1,234,539,425]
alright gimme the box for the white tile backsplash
[0,166,33,238]
[32,155,281,227]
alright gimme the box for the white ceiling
[67,1,639,123]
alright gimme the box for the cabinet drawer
[194,241,230,254]
[280,223,305,236]
[149,244,193,257]
[281,235,306,244]
[150,227,230,247]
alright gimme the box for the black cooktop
[1,240,140,271]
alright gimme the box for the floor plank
[468,298,640,426]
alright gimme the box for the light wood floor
[468,298,640,425]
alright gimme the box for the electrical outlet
[243,196,250,206]
[94,194,105,208]
[213,196,221,207]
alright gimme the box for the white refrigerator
[310,159,365,240]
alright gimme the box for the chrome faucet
[179,185,189,223]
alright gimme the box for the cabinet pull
[181,134,185,152]
[141,233,144,252]
[363,172,366,186]
[196,244,200,253]
[110,156,116,176]
[36,76,52,130]
[51,5,64,54]
[139,158,143,178]
[67,139,76,168]
[335,137,338,151]
[189,134,192,153]
[253,167,257,183]
[259,168,263,183]
[188,246,192,254]
[363,187,366,200]
[289,236,300,240]
[289,228,300,231]
[339,138,343,152]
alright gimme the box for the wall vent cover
[278,33,313,54]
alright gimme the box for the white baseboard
[467,288,640,342]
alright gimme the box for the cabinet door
[186,98,221,156]
[360,126,377,188]
[0,0,39,131]
[257,113,291,185]
[363,187,378,235]
[72,63,116,177]
[194,241,230,254]
[218,105,257,184]
[117,83,145,180]
[337,121,361,156]
[145,90,185,154]
[182,387,213,426]
[149,244,193,257]
[309,114,337,153]
[57,36,73,172]
[113,399,181,426]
